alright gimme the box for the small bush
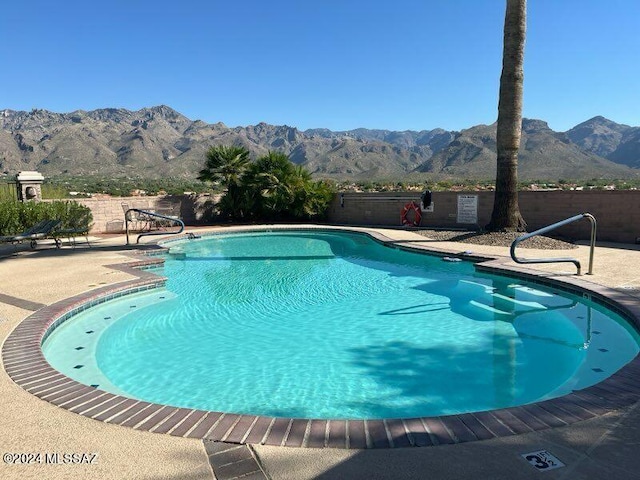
[0,200,93,236]
[0,183,17,201]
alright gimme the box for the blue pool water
[43,231,640,419]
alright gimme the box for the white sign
[457,195,478,224]
[521,450,565,472]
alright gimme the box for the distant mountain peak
[565,116,635,160]
[0,105,638,180]
[572,115,630,130]
[522,118,552,132]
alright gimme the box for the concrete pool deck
[1,225,639,480]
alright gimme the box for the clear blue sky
[1,0,638,132]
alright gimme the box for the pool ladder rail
[125,208,185,245]
[510,213,596,276]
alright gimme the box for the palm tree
[486,0,527,231]
[198,145,251,219]
[245,151,296,219]
[199,147,335,222]
[288,165,314,218]
[244,152,335,221]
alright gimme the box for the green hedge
[0,200,93,236]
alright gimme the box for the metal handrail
[125,208,185,245]
[510,213,596,275]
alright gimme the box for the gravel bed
[415,229,577,250]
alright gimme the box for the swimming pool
[42,230,640,420]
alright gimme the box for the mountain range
[1,105,638,181]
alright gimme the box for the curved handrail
[510,213,596,275]
[125,208,185,245]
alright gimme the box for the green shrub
[0,183,16,201]
[0,200,93,236]
[0,201,22,235]
[198,147,336,222]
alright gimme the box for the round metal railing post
[125,209,132,245]
[584,213,597,275]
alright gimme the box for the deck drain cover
[521,450,565,472]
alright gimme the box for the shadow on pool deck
[253,401,640,479]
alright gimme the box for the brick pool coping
[2,227,640,449]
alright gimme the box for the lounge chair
[153,201,181,229]
[122,203,151,232]
[55,212,93,248]
[0,219,61,249]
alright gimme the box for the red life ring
[401,201,422,227]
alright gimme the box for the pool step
[491,293,547,310]
[468,297,547,317]
[511,285,555,298]
[469,300,512,316]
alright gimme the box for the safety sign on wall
[457,195,478,224]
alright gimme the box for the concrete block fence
[70,191,639,244]
[327,190,640,244]
[73,194,218,234]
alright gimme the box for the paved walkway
[0,226,639,480]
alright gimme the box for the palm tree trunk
[487,0,527,232]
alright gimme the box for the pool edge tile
[2,226,640,450]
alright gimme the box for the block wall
[327,191,640,244]
[71,190,639,244]
[74,194,218,233]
